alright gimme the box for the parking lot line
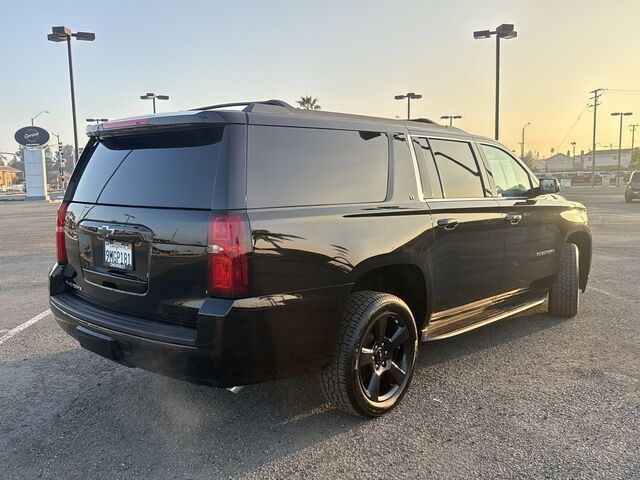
[0,309,51,345]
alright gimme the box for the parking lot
[1,188,638,479]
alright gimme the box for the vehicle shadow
[1,307,565,479]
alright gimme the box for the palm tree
[296,96,321,110]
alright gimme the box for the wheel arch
[350,258,432,332]
[566,230,591,292]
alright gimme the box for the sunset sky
[1,0,639,159]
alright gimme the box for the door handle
[505,213,523,225]
[437,218,459,230]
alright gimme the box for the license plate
[104,240,133,271]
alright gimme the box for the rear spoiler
[86,110,246,137]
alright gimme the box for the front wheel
[625,191,633,203]
[548,243,579,318]
[320,291,418,418]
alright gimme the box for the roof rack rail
[190,99,293,111]
[409,118,437,124]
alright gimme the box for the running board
[423,297,546,341]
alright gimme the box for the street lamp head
[74,31,96,41]
[502,30,518,39]
[496,23,515,35]
[473,30,491,39]
[440,115,449,119]
[52,26,71,37]
[453,115,462,120]
[394,95,406,100]
[623,112,633,116]
[47,33,66,42]
[140,95,151,100]
[156,95,169,100]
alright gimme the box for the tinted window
[631,172,640,183]
[392,134,422,200]
[429,139,484,198]
[411,137,442,198]
[248,126,388,207]
[481,145,532,197]
[71,128,224,209]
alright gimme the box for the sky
[1,0,640,160]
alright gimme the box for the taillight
[56,202,69,264]
[207,212,252,298]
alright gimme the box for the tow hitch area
[76,325,121,361]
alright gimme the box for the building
[577,148,633,170]
[0,165,19,188]
[543,153,575,173]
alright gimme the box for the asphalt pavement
[0,188,638,479]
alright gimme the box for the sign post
[14,126,50,201]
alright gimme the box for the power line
[556,104,588,152]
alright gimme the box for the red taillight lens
[56,202,69,264]
[207,212,252,297]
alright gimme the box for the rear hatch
[61,124,234,328]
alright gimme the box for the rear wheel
[548,243,579,318]
[320,291,418,418]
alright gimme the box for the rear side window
[70,127,225,209]
[429,139,484,198]
[248,126,388,208]
[632,172,640,183]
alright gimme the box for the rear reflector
[207,212,252,298]
[102,117,148,130]
[56,202,69,264]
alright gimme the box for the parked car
[49,100,592,417]
[625,170,640,202]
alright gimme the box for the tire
[625,192,633,203]
[548,243,579,318]
[320,291,419,418]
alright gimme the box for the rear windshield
[69,127,225,209]
[632,172,640,183]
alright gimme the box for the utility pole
[589,88,604,187]
[520,122,531,160]
[611,112,633,186]
[630,124,639,169]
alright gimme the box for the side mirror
[539,177,561,195]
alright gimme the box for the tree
[9,147,24,183]
[296,96,321,110]
[630,148,640,170]
[521,150,539,171]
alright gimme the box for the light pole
[571,141,576,170]
[519,122,531,160]
[630,124,639,169]
[140,92,169,113]
[473,24,518,140]
[31,110,49,126]
[611,112,633,187]
[394,92,422,120]
[440,115,462,126]
[47,26,95,169]
[86,118,108,124]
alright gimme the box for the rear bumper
[50,282,348,387]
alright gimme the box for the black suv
[625,170,640,202]
[50,100,592,417]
